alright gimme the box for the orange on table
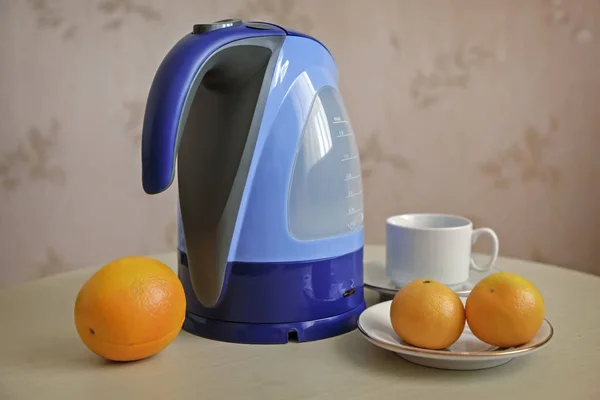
[389,279,465,350]
[465,272,545,348]
[74,256,186,362]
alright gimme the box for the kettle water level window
[288,86,364,240]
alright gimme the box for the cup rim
[386,213,472,231]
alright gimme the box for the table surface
[1,245,599,400]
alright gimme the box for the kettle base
[182,300,366,344]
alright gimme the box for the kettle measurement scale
[333,116,364,234]
[141,19,366,345]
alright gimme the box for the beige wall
[1,0,599,288]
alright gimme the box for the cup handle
[470,227,499,272]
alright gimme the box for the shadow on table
[3,334,172,373]
[333,330,529,380]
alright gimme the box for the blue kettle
[141,19,365,344]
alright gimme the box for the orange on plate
[465,272,545,348]
[389,279,465,350]
[74,256,186,362]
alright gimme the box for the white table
[1,245,598,399]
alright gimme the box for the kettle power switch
[192,19,242,34]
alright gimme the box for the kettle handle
[141,23,286,308]
[141,23,286,195]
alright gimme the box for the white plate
[357,300,554,371]
[364,260,501,298]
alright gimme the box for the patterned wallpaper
[1,0,599,288]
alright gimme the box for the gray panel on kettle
[177,36,284,308]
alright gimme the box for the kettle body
[141,20,365,344]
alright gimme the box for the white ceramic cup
[385,213,499,287]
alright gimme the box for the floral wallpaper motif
[360,132,413,180]
[478,118,561,190]
[410,44,496,109]
[97,0,162,31]
[1,0,599,288]
[28,0,77,39]
[0,120,66,191]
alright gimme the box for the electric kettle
[141,19,365,344]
